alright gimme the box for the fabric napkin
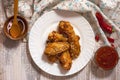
[0,0,120,56]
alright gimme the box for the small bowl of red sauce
[94,46,119,70]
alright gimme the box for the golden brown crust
[47,31,68,42]
[47,55,58,63]
[58,21,74,38]
[59,51,72,70]
[69,35,80,59]
[44,42,69,55]
[58,21,80,59]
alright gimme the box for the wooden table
[0,32,119,80]
[0,0,120,80]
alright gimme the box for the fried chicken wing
[69,35,80,59]
[58,21,75,38]
[44,42,69,55]
[47,55,58,63]
[58,21,81,59]
[59,51,72,70]
[47,31,68,42]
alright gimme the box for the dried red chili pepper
[107,37,114,43]
[95,34,99,42]
[95,12,113,34]
[96,12,103,22]
[100,21,113,34]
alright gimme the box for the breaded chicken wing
[47,55,58,63]
[58,21,75,38]
[47,31,68,42]
[69,35,80,59]
[44,42,69,55]
[58,21,80,59]
[59,51,72,70]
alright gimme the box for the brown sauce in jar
[7,18,25,37]
[4,16,28,40]
[95,46,119,70]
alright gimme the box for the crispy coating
[44,42,69,55]
[58,21,75,38]
[58,21,80,59]
[69,35,80,59]
[47,55,58,63]
[59,51,72,70]
[47,31,68,42]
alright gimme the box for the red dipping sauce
[95,46,119,70]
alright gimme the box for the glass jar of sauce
[3,15,28,40]
[94,46,119,70]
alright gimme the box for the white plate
[29,10,95,76]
